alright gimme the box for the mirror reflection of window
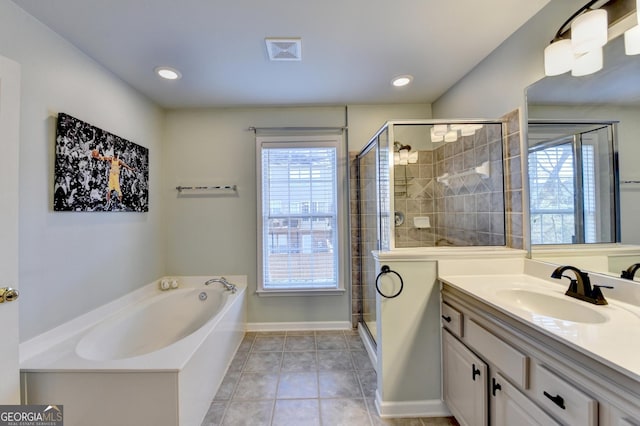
[529,141,575,244]
[528,122,618,244]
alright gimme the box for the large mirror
[526,32,640,280]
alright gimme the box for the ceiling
[12,0,550,109]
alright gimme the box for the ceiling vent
[265,38,302,61]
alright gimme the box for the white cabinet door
[443,330,488,426]
[493,372,559,426]
[0,55,21,404]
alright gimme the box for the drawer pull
[472,364,481,381]
[441,315,452,323]
[543,391,566,410]
[492,377,502,396]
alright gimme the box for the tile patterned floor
[200,330,458,426]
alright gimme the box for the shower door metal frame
[355,119,506,345]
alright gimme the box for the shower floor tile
[201,330,459,426]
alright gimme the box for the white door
[0,55,21,404]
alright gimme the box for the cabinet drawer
[531,364,598,426]
[466,319,529,388]
[441,303,463,337]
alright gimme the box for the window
[529,142,577,244]
[257,134,344,294]
[528,131,602,244]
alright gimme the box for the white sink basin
[494,289,608,324]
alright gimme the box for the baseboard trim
[246,321,352,332]
[375,392,451,418]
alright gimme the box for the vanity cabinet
[492,372,559,426]
[441,283,640,426]
[442,330,488,426]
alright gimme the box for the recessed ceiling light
[391,75,413,87]
[155,67,182,80]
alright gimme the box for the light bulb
[571,48,603,76]
[431,133,444,143]
[571,9,608,54]
[460,125,476,136]
[444,130,458,143]
[544,39,573,76]
[625,25,640,55]
[432,124,448,136]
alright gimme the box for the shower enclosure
[527,121,619,244]
[353,120,506,346]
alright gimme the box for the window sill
[256,288,346,297]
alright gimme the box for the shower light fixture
[544,0,640,77]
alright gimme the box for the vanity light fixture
[430,124,483,143]
[625,24,640,54]
[391,75,413,87]
[572,47,604,76]
[444,130,458,143]
[393,141,417,165]
[155,66,182,80]
[544,0,640,77]
[624,0,640,55]
[571,9,608,54]
[544,1,607,77]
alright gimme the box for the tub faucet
[621,263,640,280]
[550,265,610,305]
[205,277,237,293]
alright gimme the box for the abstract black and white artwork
[53,113,149,212]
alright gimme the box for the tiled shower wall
[432,123,506,247]
[393,123,505,248]
[393,151,437,247]
[502,109,525,250]
[349,110,525,327]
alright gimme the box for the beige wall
[3,0,434,334]
[432,0,585,119]
[9,0,594,336]
[0,1,165,341]
[162,104,431,324]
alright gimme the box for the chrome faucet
[621,263,640,280]
[550,265,611,305]
[205,276,237,293]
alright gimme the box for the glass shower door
[357,127,390,345]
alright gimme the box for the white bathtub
[20,276,247,426]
